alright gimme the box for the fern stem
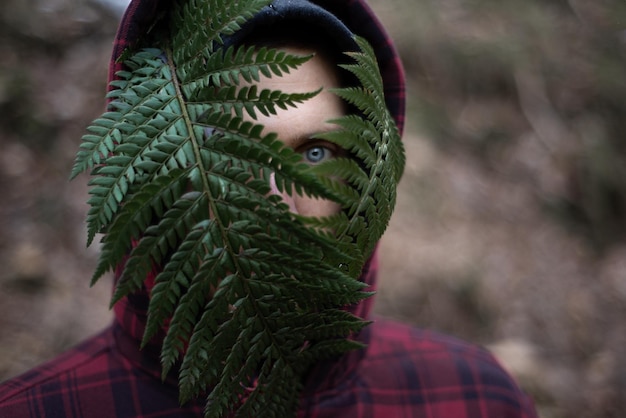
[165,45,229,256]
[167,46,206,188]
[165,45,301,406]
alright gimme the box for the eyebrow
[309,120,344,136]
[294,126,341,146]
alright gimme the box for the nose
[269,172,298,213]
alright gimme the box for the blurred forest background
[1,0,625,417]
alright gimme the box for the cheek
[293,195,341,218]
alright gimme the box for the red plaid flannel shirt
[0,1,538,416]
[0,255,537,417]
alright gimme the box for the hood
[109,0,405,393]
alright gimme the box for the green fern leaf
[72,1,404,417]
[313,36,406,258]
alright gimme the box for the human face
[244,45,346,218]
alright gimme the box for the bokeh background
[1,1,625,417]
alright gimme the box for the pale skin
[243,45,345,217]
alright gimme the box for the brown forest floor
[1,1,626,418]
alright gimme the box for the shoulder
[0,329,115,414]
[366,317,502,364]
[356,317,538,418]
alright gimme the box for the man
[0,0,538,417]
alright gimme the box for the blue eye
[303,146,331,164]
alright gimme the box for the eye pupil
[305,146,327,163]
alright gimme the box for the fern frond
[159,248,228,376]
[142,219,219,347]
[72,1,404,417]
[313,35,406,257]
[182,45,312,96]
[91,167,190,285]
[71,50,169,176]
[187,85,320,120]
[171,0,272,62]
[111,188,211,306]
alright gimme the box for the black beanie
[224,0,358,55]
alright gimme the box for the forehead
[254,45,341,91]
[236,22,355,89]
[239,45,346,145]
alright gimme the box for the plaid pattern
[0,320,536,417]
[0,0,537,416]
[301,320,537,418]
